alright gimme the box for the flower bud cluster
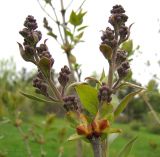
[37,43,54,67]
[33,71,48,96]
[19,15,42,46]
[58,66,71,87]
[117,61,130,79]
[115,50,127,66]
[19,15,54,68]
[100,5,129,51]
[101,27,117,49]
[109,5,128,27]
[98,84,112,103]
[63,95,79,112]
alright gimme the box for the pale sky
[1,0,160,85]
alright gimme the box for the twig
[76,0,87,12]
[47,78,62,101]
[60,0,68,43]
[37,0,56,23]
[50,2,65,44]
[91,137,102,157]
[66,0,74,10]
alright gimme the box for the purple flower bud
[24,15,38,30]
[63,95,78,111]
[58,65,71,87]
[117,61,130,78]
[111,5,125,14]
[98,84,112,103]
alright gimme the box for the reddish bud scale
[76,119,110,138]
[76,124,92,138]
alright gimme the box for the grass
[0,117,160,157]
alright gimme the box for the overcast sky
[1,0,160,85]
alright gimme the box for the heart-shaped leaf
[75,84,99,115]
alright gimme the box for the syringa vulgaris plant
[18,4,146,157]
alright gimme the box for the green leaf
[74,32,84,44]
[47,31,57,39]
[66,82,88,94]
[147,80,157,91]
[77,26,88,31]
[69,11,77,25]
[102,127,122,140]
[114,90,142,118]
[124,70,132,81]
[38,57,51,78]
[100,44,113,60]
[67,134,84,142]
[65,30,74,40]
[121,40,133,56]
[124,82,145,90]
[118,137,137,157]
[75,84,99,115]
[104,113,114,122]
[20,91,59,104]
[103,128,122,134]
[97,69,106,89]
[101,103,114,117]
[85,77,101,85]
[69,10,86,26]
[76,32,84,40]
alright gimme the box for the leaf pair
[69,10,87,26]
